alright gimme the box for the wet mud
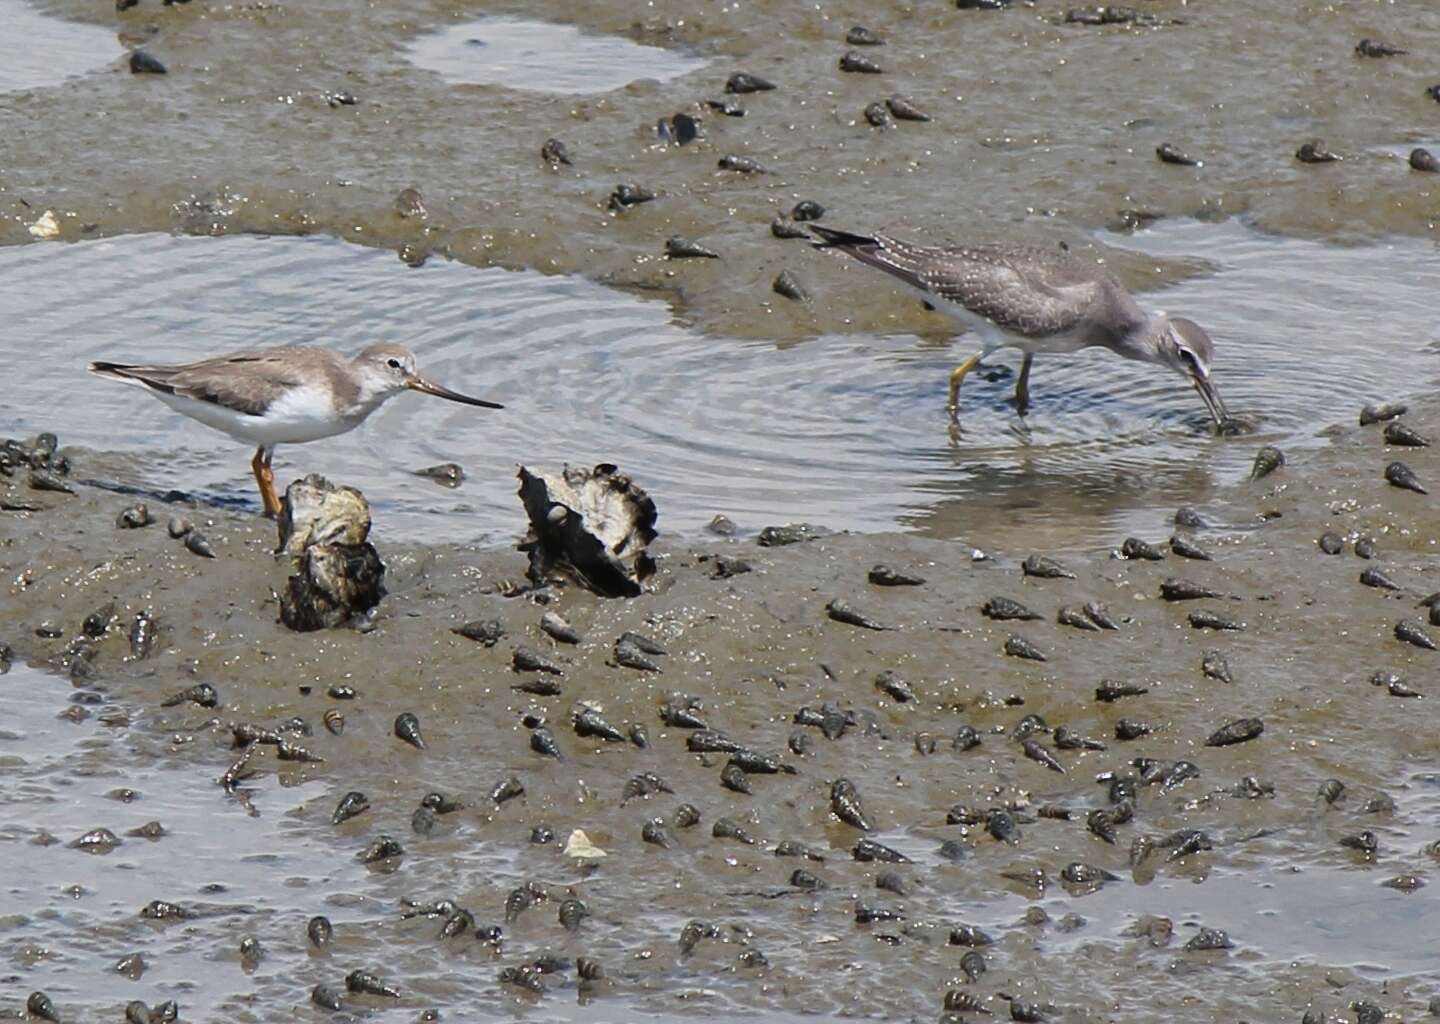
[4,0,1440,1020]
[3,399,1440,1021]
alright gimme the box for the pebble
[839,51,884,74]
[1156,142,1201,166]
[1174,505,1206,528]
[1411,148,1440,173]
[869,564,925,586]
[1170,534,1212,560]
[394,712,425,750]
[773,270,810,302]
[332,791,370,825]
[608,184,655,210]
[27,992,60,1023]
[1066,5,1155,24]
[540,611,581,644]
[1383,421,1429,447]
[1250,445,1285,480]
[540,138,572,167]
[886,95,931,122]
[1385,461,1426,494]
[1189,609,1243,631]
[725,72,776,94]
[614,638,662,671]
[306,915,331,950]
[1121,537,1165,561]
[671,113,700,145]
[1022,553,1075,579]
[1355,38,1405,57]
[665,235,720,259]
[1201,649,1234,684]
[718,155,766,173]
[117,503,155,528]
[29,468,74,493]
[1004,634,1047,661]
[1360,401,1406,425]
[129,49,167,74]
[453,619,504,646]
[1296,139,1341,163]
[1394,618,1436,650]
[706,97,745,116]
[414,462,465,486]
[1359,567,1399,591]
[1205,717,1264,746]
[790,199,825,222]
[826,598,888,630]
[394,187,426,218]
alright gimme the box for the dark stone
[129,50,167,74]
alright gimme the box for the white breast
[152,383,368,446]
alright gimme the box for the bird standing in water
[89,343,502,516]
[809,225,1229,427]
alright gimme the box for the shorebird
[88,343,502,516]
[809,225,1229,426]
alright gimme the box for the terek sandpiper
[809,225,1230,426]
[88,343,502,516]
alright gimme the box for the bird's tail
[808,225,882,252]
[88,360,142,382]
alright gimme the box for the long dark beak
[1192,374,1228,426]
[406,376,503,409]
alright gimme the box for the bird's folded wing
[124,350,313,417]
[917,254,1107,338]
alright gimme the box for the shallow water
[5,0,1440,1020]
[2,223,1439,550]
[0,0,120,94]
[406,17,709,94]
[0,662,331,1018]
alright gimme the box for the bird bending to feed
[88,343,502,517]
[808,225,1229,427]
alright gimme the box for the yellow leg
[251,446,281,518]
[1015,353,1034,416]
[947,354,983,419]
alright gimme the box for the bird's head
[1152,315,1228,426]
[354,343,503,409]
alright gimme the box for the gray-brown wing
[874,237,1145,340]
[92,346,339,416]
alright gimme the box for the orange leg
[251,446,280,518]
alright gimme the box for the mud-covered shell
[517,464,657,598]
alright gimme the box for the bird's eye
[1178,349,1200,372]
[387,358,402,369]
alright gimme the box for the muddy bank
[4,226,1440,551]
[3,1,1439,341]
[5,2,1440,555]
[3,398,1439,1021]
